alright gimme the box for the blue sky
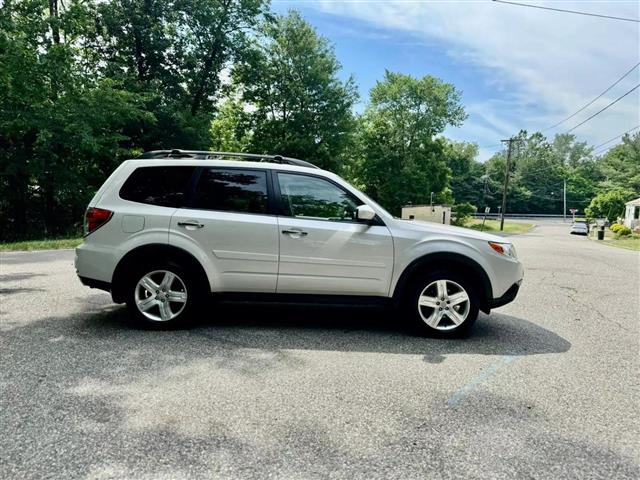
[272,1,640,160]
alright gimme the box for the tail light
[84,207,113,235]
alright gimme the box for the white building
[401,204,452,225]
[623,197,640,230]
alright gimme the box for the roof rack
[136,149,319,169]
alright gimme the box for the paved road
[1,223,638,479]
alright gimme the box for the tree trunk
[133,27,146,80]
[43,183,56,237]
[49,0,60,44]
[190,45,219,116]
[13,176,28,240]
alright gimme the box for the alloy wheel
[417,279,471,330]
[134,270,188,322]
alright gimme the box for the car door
[169,167,279,293]
[275,171,394,296]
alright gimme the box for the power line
[518,165,563,177]
[543,62,640,131]
[525,191,591,203]
[492,0,640,23]
[564,83,640,133]
[477,142,504,150]
[591,125,640,152]
[478,91,638,154]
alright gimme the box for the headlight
[488,241,517,259]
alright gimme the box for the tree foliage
[480,132,598,215]
[210,100,254,152]
[448,131,639,218]
[0,0,267,240]
[585,189,635,223]
[597,132,640,193]
[451,203,477,227]
[1,0,152,237]
[349,71,466,215]
[445,141,486,208]
[93,0,270,147]
[217,11,358,171]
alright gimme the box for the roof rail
[136,149,319,169]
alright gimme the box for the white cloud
[312,0,640,159]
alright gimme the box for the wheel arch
[111,243,210,303]
[393,252,493,313]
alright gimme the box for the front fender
[391,236,497,306]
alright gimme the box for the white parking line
[447,355,517,407]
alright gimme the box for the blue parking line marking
[447,355,517,407]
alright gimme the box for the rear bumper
[75,243,117,284]
[78,275,111,293]
[490,280,521,309]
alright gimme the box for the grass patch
[588,229,640,251]
[0,237,82,252]
[464,219,534,234]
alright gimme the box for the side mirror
[356,204,376,222]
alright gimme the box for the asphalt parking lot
[1,221,638,479]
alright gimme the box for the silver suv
[75,150,523,336]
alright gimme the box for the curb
[0,248,77,254]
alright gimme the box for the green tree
[0,0,269,240]
[351,71,466,215]
[445,141,487,207]
[451,202,477,226]
[0,0,151,239]
[228,10,358,170]
[483,131,600,215]
[552,133,592,168]
[585,189,635,222]
[597,131,640,194]
[93,0,270,149]
[210,99,254,152]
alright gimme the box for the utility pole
[563,179,567,222]
[499,138,514,231]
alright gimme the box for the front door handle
[178,220,205,228]
[282,229,308,236]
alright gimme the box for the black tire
[124,260,205,329]
[404,269,480,338]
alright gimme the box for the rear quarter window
[119,166,196,207]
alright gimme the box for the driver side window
[277,173,362,221]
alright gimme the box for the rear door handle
[282,229,308,236]
[178,220,205,228]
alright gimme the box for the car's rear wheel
[406,270,480,337]
[125,262,202,328]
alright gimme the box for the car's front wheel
[406,271,480,337]
[125,262,201,328]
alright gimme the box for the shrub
[585,190,635,223]
[452,203,477,226]
[616,226,632,237]
[610,223,623,233]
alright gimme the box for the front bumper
[490,280,522,309]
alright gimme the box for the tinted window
[277,173,361,221]
[193,168,268,214]
[119,166,195,207]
